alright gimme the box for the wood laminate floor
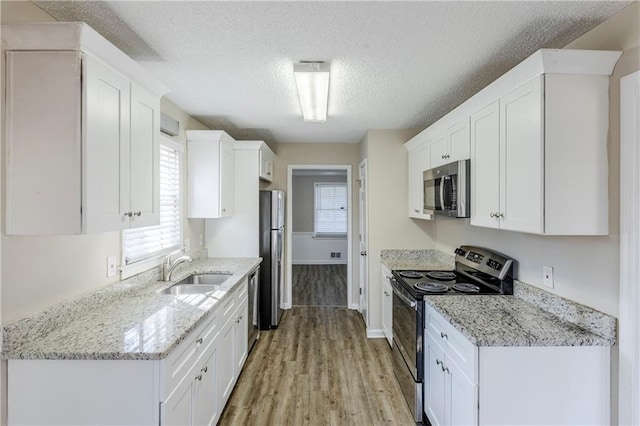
[219,307,414,425]
[292,265,348,307]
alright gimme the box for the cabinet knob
[436,359,442,366]
[134,211,141,217]
[414,209,420,213]
[201,366,208,373]
[498,212,504,218]
[195,374,203,381]
[440,331,448,340]
[123,212,133,218]
[196,338,203,345]
[267,172,272,176]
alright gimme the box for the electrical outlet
[543,265,554,288]
[184,238,191,252]
[107,256,117,278]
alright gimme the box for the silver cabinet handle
[360,251,367,256]
[414,209,420,213]
[490,212,495,218]
[134,211,141,217]
[201,366,208,373]
[497,212,504,218]
[124,212,133,217]
[440,332,448,340]
[436,359,443,366]
[195,374,202,381]
[443,366,449,374]
[196,338,203,344]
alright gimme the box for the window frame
[120,134,185,279]
[313,181,348,238]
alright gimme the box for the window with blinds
[123,143,182,264]
[314,182,348,236]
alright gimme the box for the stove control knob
[454,248,466,256]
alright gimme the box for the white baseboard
[349,303,359,310]
[366,329,385,339]
[292,260,348,265]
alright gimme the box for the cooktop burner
[399,271,424,279]
[452,283,480,293]
[426,271,457,280]
[414,282,448,293]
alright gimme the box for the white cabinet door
[381,267,393,347]
[194,345,219,426]
[447,359,478,426]
[470,101,500,229]
[259,145,275,182]
[84,54,131,233]
[407,135,431,219]
[430,133,448,167]
[425,333,447,426]
[500,77,544,234]
[220,137,235,217]
[218,316,236,408]
[447,118,470,162]
[235,299,249,373]
[129,82,160,228]
[161,374,194,426]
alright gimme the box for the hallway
[219,307,413,425]
[292,264,348,307]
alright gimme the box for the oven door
[423,174,441,217]
[391,279,417,377]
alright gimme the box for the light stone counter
[381,248,616,347]
[424,295,614,346]
[2,254,261,361]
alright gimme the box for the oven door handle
[390,280,417,310]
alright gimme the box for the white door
[499,76,544,234]
[447,117,471,162]
[358,160,368,325]
[470,101,501,229]
[129,82,160,228]
[84,54,131,233]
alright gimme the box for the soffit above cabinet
[2,22,169,97]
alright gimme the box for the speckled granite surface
[424,295,614,347]
[2,255,261,360]
[380,249,454,270]
[381,249,615,347]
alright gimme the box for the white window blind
[123,143,182,264]
[314,182,348,235]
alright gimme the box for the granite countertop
[2,256,261,361]
[424,296,614,347]
[381,248,615,347]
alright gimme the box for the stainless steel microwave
[423,159,470,218]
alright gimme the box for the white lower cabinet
[424,305,611,426]
[381,265,393,347]
[7,278,252,426]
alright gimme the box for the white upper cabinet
[406,132,432,220]
[187,130,235,218]
[430,118,470,168]
[3,23,168,235]
[259,143,276,182]
[472,72,613,235]
[408,48,621,235]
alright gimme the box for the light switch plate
[543,265,554,288]
[107,255,117,278]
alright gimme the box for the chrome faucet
[163,251,193,281]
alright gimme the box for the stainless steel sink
[176,273,233,285]
[161,273,233,295]
[162,284,221,295]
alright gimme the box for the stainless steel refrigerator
[259,190,285,329]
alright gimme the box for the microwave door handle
[439,177,446,210]
[443,176,453,208]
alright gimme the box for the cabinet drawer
[162,312,217,398]
[426,307,477,382]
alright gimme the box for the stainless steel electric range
[389,245,515,423]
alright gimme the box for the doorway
[285,165,354,309]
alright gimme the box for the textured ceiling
[34,1,631,143]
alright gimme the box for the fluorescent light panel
[294,62,330,122]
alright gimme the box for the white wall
[291,233,348,264]
[0,5,209,324]
[360,129,437,333]
[292,174,347,232]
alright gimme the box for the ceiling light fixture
[293,61,330,122]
